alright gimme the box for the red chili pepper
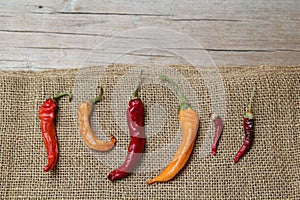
[108,80,145,181]
[39,92,72,172]
[211,113,223,156]
[234,87,255,163]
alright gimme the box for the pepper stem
[53,92,72,102]
[89,87,104,105]
[131,70,142,99]
[248,86,256,112]
[159,74,190,110]
[245,86,256,119]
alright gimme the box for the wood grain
[0,0,299,70]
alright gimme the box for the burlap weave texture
[0,65,299,199]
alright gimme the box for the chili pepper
[211,113,224,156]
[108,79,145,181]
[147,75,199,185]
[234,86,256,163]
[39,92,72,172]
[78,87,116,151]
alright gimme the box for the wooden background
[0,0,299,70]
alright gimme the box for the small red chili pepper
[39,92,72,172]
[211,113,223,156]
[107,79,145,181]
[234,87,256,163]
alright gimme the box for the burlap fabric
[0,65,299,199]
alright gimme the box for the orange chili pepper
[78,88,116,151]
[147,75,199,185]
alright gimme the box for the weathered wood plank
[0,0,299,70]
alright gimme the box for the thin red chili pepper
[108,79,145,181]
[39,92,72,172]
[211,113,223,156]
[234,87,256,163]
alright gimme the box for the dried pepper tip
[53,92,72,102]
[86,87,104,106]
[110,134,117,145]
[159,74,190,110]
[245,86,256,119]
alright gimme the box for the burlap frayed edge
[0,65,299,78]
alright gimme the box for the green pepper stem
[131,81,140,99]
[53,92,72,102]
[248,86,256,111]
[89,87,104,105]
[131,70,142,99]
[159,74,190,110]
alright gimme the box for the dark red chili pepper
[108,80,145,181]
[234,87,255,163]
[39,92,72,172]
[211,113,223,156]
